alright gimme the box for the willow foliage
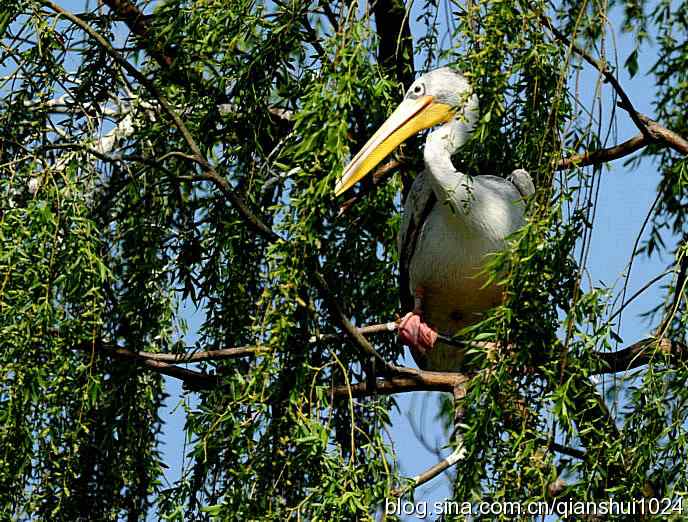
[1,0,687,520]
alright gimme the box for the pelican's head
[335,67,478,196]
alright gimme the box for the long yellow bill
[335,95,455,196]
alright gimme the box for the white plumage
[399,171,530,370]
[336,68,534,371]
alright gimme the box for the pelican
[335,68,534,371]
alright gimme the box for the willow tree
[2,0,688,520]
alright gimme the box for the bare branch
[626,109,688,156]
[596,337,688,374]
[75,341,219,390]
[391,445,466,497]
[330,371,469,398]
[557,134,648,170]
[136,346,269,363]
[112,347,218,389]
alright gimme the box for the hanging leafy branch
[2,0,688,520]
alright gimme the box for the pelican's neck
[423,113,476,210]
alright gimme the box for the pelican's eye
[408,83,425,98]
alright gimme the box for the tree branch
[75,341,219,390]
[135,345,269,363]
[112,347,219,389]
[541,12,688,155]
[622,108,688,156]
[557,134,648,170]
[595,337,688,374]
[330,371,469,398]
[313,270,400,376]
[391,445,466,497]
[372,0,414,89]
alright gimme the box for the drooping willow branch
[540,11,688,158]
[40,1,400,382]
[41,0,278,242]
[538,12,651,140]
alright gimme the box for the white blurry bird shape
[335,68,534,371]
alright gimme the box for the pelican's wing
[398,170,436,314]
[506,169,535,198]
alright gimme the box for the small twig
[135,345,269,363]
[658,245,688,335]
[308,321,397,342]
[391,445,466,497]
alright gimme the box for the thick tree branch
[622,108,688,156]
[372,0,414,89]
[371,0,415,196]
[330,371,469,398]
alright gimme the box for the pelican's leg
[398,286,438,355]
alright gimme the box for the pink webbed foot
[398,312,438,355]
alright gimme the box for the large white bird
[335,68,534,371]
